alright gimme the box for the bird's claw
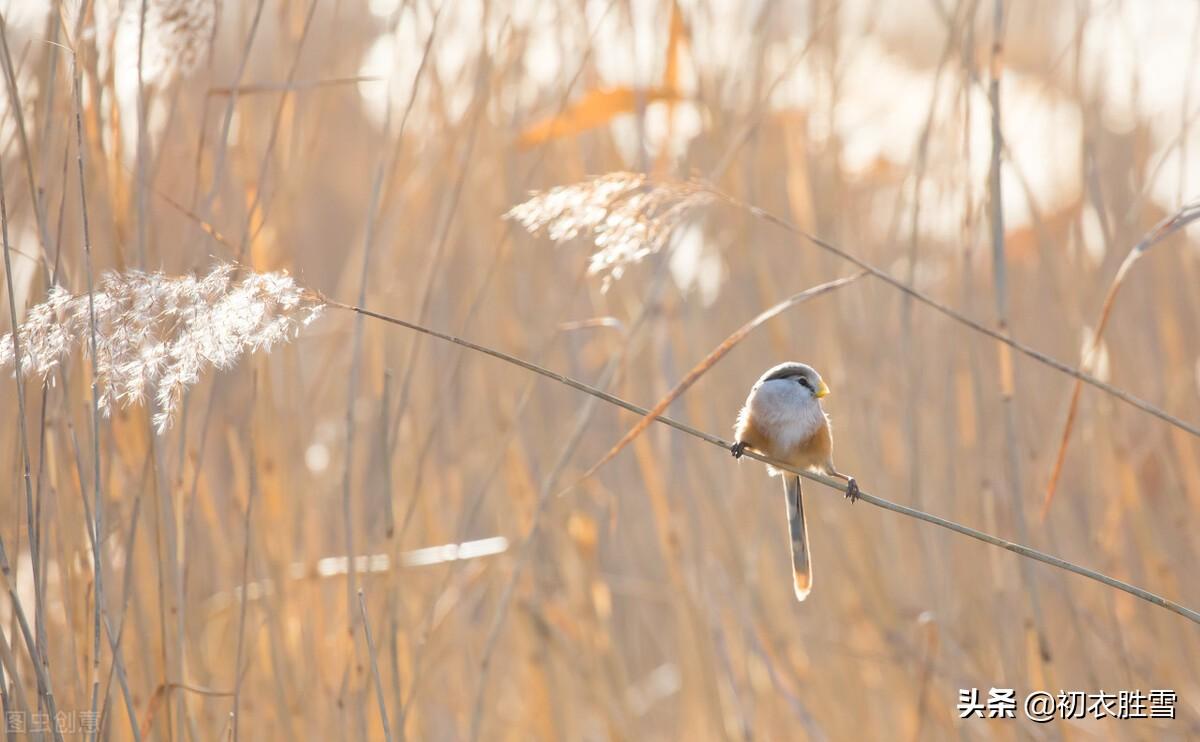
[844,478,860,504]
[730,441,746,459]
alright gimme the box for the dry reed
[3,3,1200,739]
[0,264,322,430]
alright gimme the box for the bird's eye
[796,377,810,388]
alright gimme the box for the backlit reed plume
[93,0,219,164]
[98,0,219,89]
[1,263,322,432]
[505,172,714,287]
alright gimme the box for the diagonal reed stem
[321,297,1200,627]
[566,272,867,492]
[1041,199,1200,518]
[706,189,1200,442]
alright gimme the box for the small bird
[730,362,859,601]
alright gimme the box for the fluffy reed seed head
[99,0,219,89]
[1,263,323,432]
[505,172,715,288]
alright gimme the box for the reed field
[3,0,1200,739]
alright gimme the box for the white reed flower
[93,0,219,167]
[1,263,323,432]
[97,0,219,90]
[505,172,715,288]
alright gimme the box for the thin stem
[71,51,100,742]
[77,452,144,742]
[467,260,686,741]
[231,398,259,742]
[0,15,55,281]
[569,272,866,489]
[1041,200,1200,516]
[1,94,65,742]
[0,97,43,718]
[193,0,267,232]
[706,191,1200,441]
[986,0,1051,666]
[357,591,393,742]
[325,299,1200,627]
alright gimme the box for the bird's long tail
[783,474,812,601]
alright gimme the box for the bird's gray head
[756,362,830,402]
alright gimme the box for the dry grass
[2,1,1200,740]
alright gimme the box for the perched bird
[731,362,859,601]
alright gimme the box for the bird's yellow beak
[815,379,830,398]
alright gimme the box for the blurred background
[2,0,1200,738]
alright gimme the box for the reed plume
[1,263,322,431]
[97,0,219,90]
[505,172,714,287]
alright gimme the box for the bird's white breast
[748,379,827,457]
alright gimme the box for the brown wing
[733,405,770,453]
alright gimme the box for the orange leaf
[653,1,689,173]
[664,0,688,94]
[518,86,678,148]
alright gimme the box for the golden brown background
[1,0,1199,739]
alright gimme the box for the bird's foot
[844,478,860,504]
[730,441,746,459]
